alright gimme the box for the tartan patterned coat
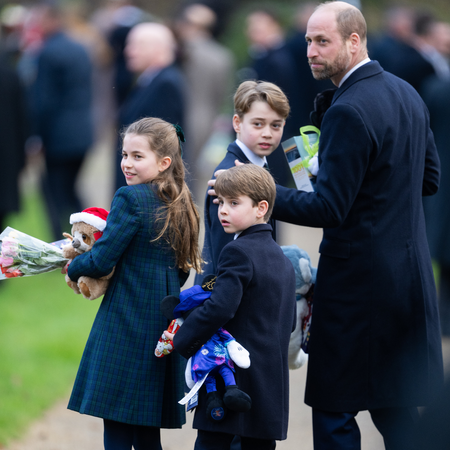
[67,184,186,427]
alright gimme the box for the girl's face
[121,133,171,185]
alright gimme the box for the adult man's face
[125,27,157,74]
[305,8,352,86]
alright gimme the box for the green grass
[0,193,99,445]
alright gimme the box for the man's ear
[256,200,269,219]
[232,114,241,134]
[159,156,172,172]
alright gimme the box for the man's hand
[207,160,245,204]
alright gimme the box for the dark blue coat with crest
[175,224,296,440]
[273,61,443,412]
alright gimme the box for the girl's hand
[61,260,72,275]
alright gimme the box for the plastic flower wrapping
[0,227,69,280]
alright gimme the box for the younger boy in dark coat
[195,80,290,283]
[172,164,297,449]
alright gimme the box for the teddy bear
[62,207,115,301]
[156,275,252,422]
[281,245,317,369]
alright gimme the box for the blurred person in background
[173,3,235,182]
[114,22,186,193]
[284,2,334,127]
[421,72,450,337]
[0,50,28,234]
[241,6,297,188]
[104,0,150,109]
[413,12,450,81]
[370,6,436,93]
[30,1,93,241]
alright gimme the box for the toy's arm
[227,339,250,369]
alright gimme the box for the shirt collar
[235,139,267,167]
[339,57,371,87]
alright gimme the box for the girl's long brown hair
[122,117,203,274]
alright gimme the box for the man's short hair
[317,1,367,46]
[234,80,290,120]
[215,164,276,222]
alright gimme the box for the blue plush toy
[281,245,317,369]
[156,276,252,421]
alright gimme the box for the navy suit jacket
[175,224,296,440]
[115,64,186,191]
[32,32,93,159]
[273,61,443,411]
[195,141,277,284]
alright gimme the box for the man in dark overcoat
[271,2,443,449]
[115,22,185,193]
[0,54,28,232]
[31,3,93,241]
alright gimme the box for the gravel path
[5,365,386,450]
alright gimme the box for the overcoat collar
[237,223,273,239]
[226,141,251,164]
[332,60,383,104]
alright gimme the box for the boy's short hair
[215,164,276,221]
[234,80,290,120]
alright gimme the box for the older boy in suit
[172,164,296,450]
[195,80,290,284]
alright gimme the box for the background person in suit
[173,3,235,179]
[269,2,443,449]
[66,117,202,450]
[0,52,28,233]
[30,1,93,241]
[421,76,450,337]
[172,164,297,450]
[114,22,186,193]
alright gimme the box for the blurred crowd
[0,0,450,333]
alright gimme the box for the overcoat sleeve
[68,187,141,281]
[422,117,440,196]
[273,104,372,228]
[174,243,252,359]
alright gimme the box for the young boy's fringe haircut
[122,117,203,274]
[233,80,290,120]
[215,164,276,222]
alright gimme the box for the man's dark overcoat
[67,184,186,427]
[273,61,443,412]
[175,224,297,440]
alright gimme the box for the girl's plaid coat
[67,184,186,427]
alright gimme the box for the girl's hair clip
[173,124,186,143]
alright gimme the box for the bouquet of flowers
[0,227,69,280]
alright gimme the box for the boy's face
[233,100,285,158]
[218,194,268,235]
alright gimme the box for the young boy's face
[218,194,268,234]
[233,100,285,158]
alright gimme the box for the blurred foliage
[0,192,99,446]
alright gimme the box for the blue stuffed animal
[281,245,317,369]
[156,276,252,422]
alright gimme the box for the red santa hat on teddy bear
[69,207,109,241]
